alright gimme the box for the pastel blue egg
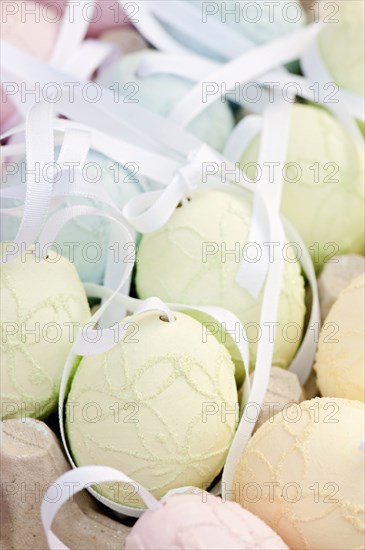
[162,1,306,71]
[1,150,142,284]
[97,51,235,153]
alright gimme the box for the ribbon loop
[1,102,55,264]
[122,144,218,233]
[235,97,293,297]
[41,465,161,550]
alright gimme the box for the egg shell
[37,0,130,38]
[136,190,306,372]
[234,397,365,550]
[1,246,90,420]
[1,149,142,284]
[318,253,365,322]
[315,272,365,402]
[125,493,289,549]
[163,0,305,65]
[240,104,365,272]
[1,0,59,127]
[66,310,238,507]
[318,0,365,96]
[97,51,235,153]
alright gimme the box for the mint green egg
[136,190,306,371]
[240,104,365,272]
[184,308,246,388]
[318,1,364,96]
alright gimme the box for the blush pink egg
[1,0,131,128]
[1,1,59,128]
[36,0,130,37]
[126,494,289,550]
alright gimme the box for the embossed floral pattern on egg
[1,247,90,420]
[234,398,365,550]
[136,190,306,375]
[240,104,365,271]
[126,493,289,550]
[66,311,238,507]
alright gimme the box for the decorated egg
[37,0,130,38]
[126,493,288,549]
[318,0,364,96]
[234,397,365,550]
[1,245,90,420]
[136,190,306,372]
[315,272,365,402]
[97,51,235,153]
[240,104,365,271]
[66,310,238,507]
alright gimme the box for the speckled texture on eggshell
[318,0,365,95]
[136,190,306,372]
[126,493,288,549]
[234,397,365,550]
[1,247,90,420]
[66,311,238,507]
[315,273,365,402]
[240,104,365,272]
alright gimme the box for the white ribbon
[148,0,255,59]
[1,117,182,189]
[301,31,365,125]
[41,465,161,550]
[125,0,300,62]
[222,194,286,496]
[122,144,221,232]
[61,39,119,81]
[129,1,362,137]
[170,23,321,127]
[49,0,97,69]
[222,214,320,496]
[224,115,262,162]
[135,50,285,116]
[1,0,116,127]
[56,280,251,517]
[0,40,201,158]
[301,35,364,141]
[1,102,54,264]
[136,42,362,138]
[235,96,293,297]
[285,218,319,384]
[45,200,318,524]
[1,114,139,318]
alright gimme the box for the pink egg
[36,0,130,37]
[126,494,289,550]
[1,0,59,127]
[1,0,131,128]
